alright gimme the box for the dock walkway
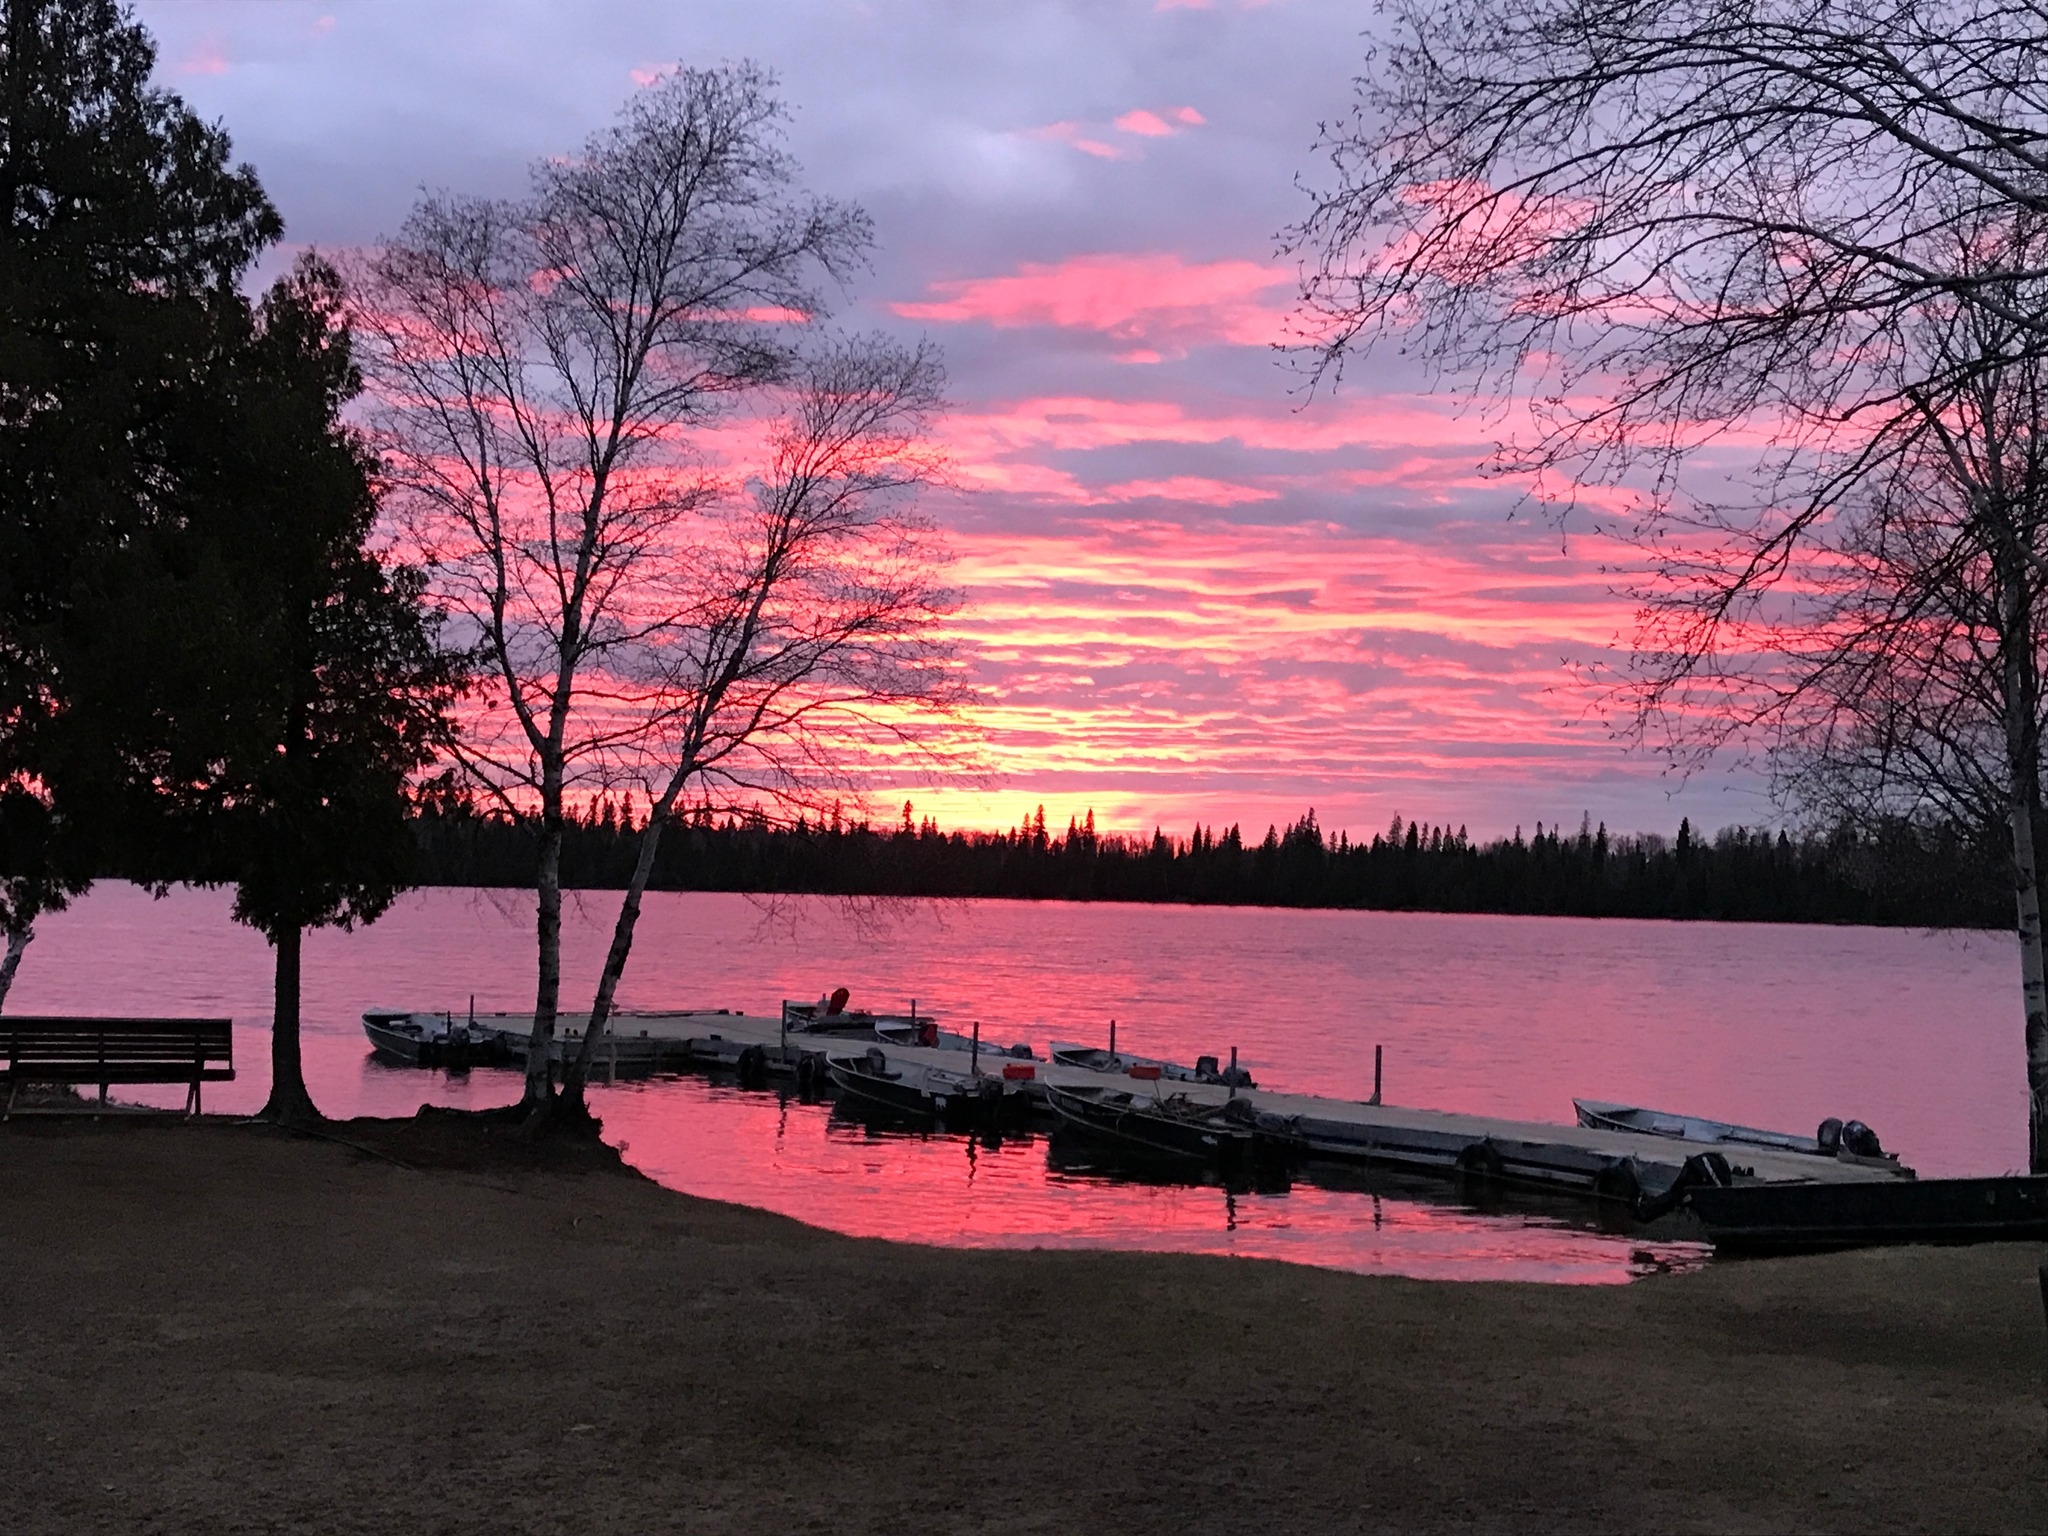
[409,1007,1913,1199]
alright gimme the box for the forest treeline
[410,802,2013,929]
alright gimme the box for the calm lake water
[9,884,2025,1283]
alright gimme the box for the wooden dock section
[408,1007,1917,1201]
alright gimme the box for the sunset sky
[134,0,1772,841]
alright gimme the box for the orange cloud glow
[839,513,1651,840]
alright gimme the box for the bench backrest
[3,1017,234,1071]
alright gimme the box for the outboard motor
[1841,1119,1883,1158]
[1816,1117,1844,1155]
[736,1044,770,1089]
[1195,1054,1220,1078]
[1631,1150,1733,1221]
[862,1045,888,1074]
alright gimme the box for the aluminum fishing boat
[361,1008,520,1069]
[825,1047,1020,1126]
[1573,1098,1902,1166]
[783,990,944,1042]
[873,1019,1035,1060]
[1043,1080,1292,1164]
[1050,1042,1254,1088]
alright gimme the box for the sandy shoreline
[1,1115,2043,1533]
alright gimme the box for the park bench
[1,1016,234,1118]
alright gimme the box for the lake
[7,883,2023,1283]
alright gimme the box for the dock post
[1229,1045,1238,1100]
[780,1001,788,1056]
[971,1020,981,1076]
[1109,1019,1117,1062]
[1372,1045,1383,1106]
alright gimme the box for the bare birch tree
[1291,0,2048,1165]
[355,64,874,1111]
[1649,234,2048,1168]
[1292,0,2048,490]
[558,334,961,1111]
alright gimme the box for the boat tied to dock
[1574,1098,1901,1168]
[825,1046,1026,1127]
[1050,1040,1254,1089]
[1043,1080,1296,1166]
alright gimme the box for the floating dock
[377,1007,1917,1202]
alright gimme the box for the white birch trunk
[2007,797,2048,1173]
[563,810,671,1101]
[525,813,565,1106]
[0,922,32,1014]
[1998,541,2048,1174]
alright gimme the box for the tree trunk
[561,810,671,1111]
[1997,543,2048,1173]
[524,813,565,1110]
[0,921,32,1014]
[260,923,321,1125]
[2023,803,2048,1175]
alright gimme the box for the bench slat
[2,1017,234,1099]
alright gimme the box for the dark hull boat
[825,1048,1014,1126]
[1044,1082,1292,1165]
[361,1010,518,1069]
[784,990,944,1043]
[1687,1174,2048,1253]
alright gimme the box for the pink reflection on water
[594,1076,1705,1284]
[11,884,2024,1282]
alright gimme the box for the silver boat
[1573,1098,1899,1164]
[1050,1041,1253,1088]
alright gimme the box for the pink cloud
[177,38,230,76]
[630,63,675,88]
[892,252,1292,352]
[948,459,1278,507]
[836,513,1655,838]
[1027,121,1125,160]
[938,392,1494,462]
[1114,107,1205,137]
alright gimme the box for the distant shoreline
[402,806,2013,932]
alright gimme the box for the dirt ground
[1,1114,2043,1535]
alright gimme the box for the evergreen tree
[178,261,462,1122]
[0,0,278,1005]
